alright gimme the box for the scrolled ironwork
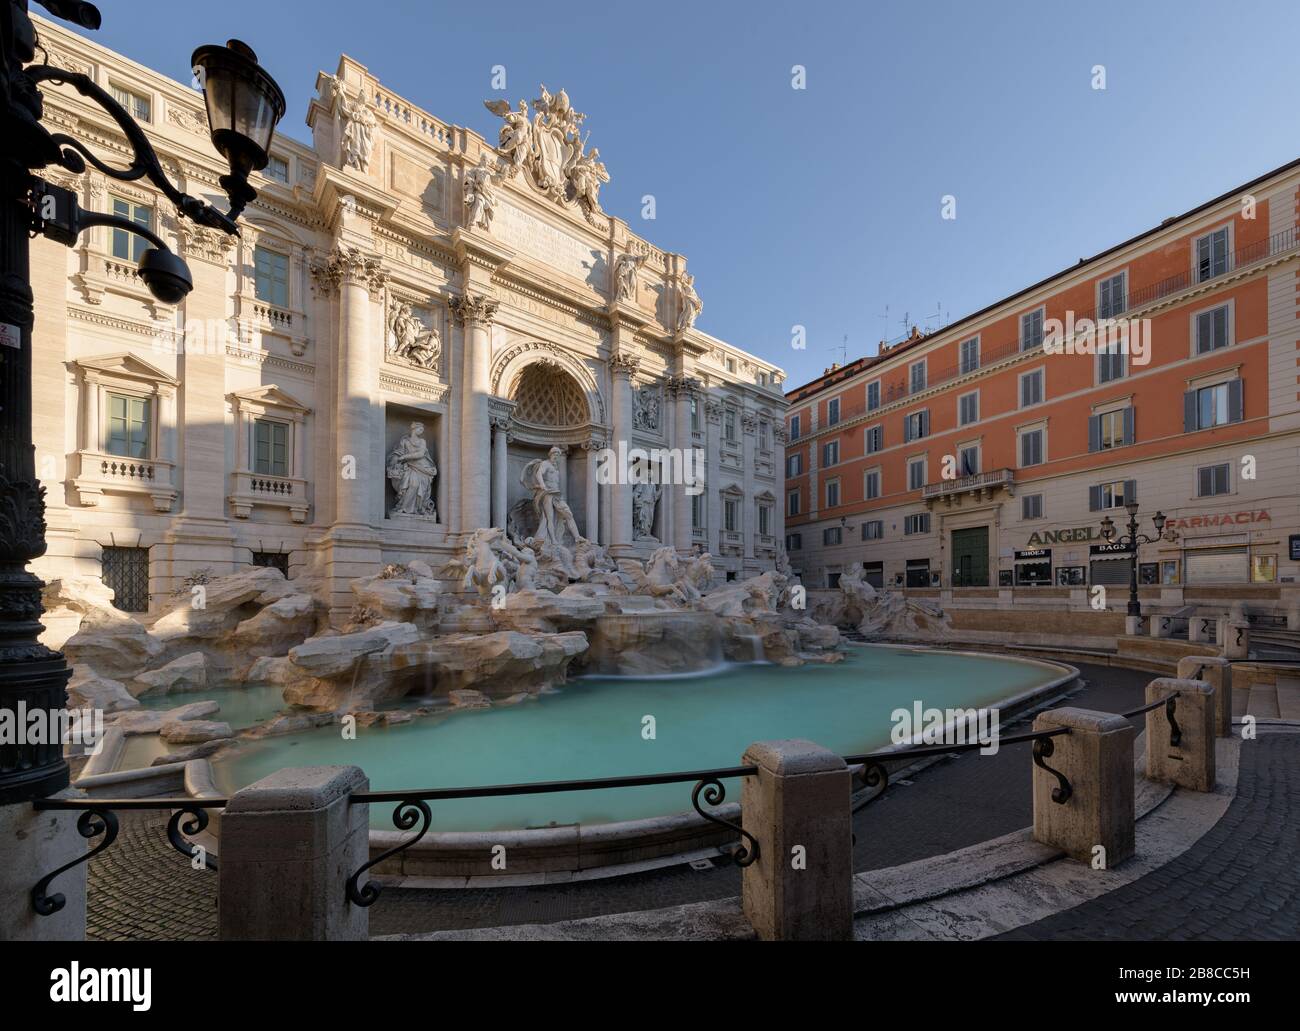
[1032,736,1072,805]
[1165,694,1182,748]
[851,759,890,812]
[691,777,759,867]
[166,806,216,871]
[345,798,432,907]
[31,808,118,916]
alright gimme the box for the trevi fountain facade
[27,21,1017,877]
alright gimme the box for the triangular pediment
[228,384,311,413]
[73,352,178,386]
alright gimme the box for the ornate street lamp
[1099,500,1178,621]
[0,0,284,803]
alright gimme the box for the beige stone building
[29,17,787,617]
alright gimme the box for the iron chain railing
[26,693,1185,916]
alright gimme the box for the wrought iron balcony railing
[922,467,1015,500]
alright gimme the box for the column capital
[665,373,701,399]
[449,292,500,326]
[311,245,385,296]
[609,349,641,377]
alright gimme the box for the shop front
[1014,548,1052,586]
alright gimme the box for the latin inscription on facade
[494,199,597,283]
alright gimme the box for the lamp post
[1099,500,1179,622]
[0,0,284,804]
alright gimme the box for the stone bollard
[1176,656,1232,737]
[1144,678,1215,792]
[1149,613,1172,638]
[1125,614,1144,636]
[1223,620,1249,660]
[0,790,88,941]
[1031,708,1135,866]
[219,765,369,941]
[1188,615,1215,644]
[741,739,853,941]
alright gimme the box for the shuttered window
[1196,227,1229,282]
[1098,272,1127,318]
[1021,309,1044,350]
[910,361,927,393]
[1020,369,1044,407]
[1089,479,1136,511]
[1197,463,1231,497]
[863,470,880,499]
[865,425,883,453]
[867,381,880,411]
[1022,493,1044,520]
[958,392,979,426]
[907,458,926,490]
[960,337,980,373]
[1097,345,1125,383]
[1184,380,1243,431]
[1019,429,1044,467]
[1195,305,1230,354]
[903,410,929,442]
[1089,408,1133,451]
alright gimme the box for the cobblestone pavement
[993,731,1300,941]
[81,661,1167,939]
[87,810,218,941]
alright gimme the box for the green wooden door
[951,527,989,587]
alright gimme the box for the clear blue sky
[59,0,1300,388]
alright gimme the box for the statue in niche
[675,272,702,335]
[521,446,582,550]
[633,480,661,541]
[613,252,645,303]
[387,300,441,370]
[386,422,438,519]
[633,385,660,431]
[463,153,498,231]
[331,78,376,173]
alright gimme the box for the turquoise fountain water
[209,646,1058,831]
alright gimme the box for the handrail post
[2,789,88,940]
[1176,656,1232,737]
[1031,709,1135,867]
[1145,680,1215,792]
[219,766,370,941]
[741,740,853,941]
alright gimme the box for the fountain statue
[386,422,438,519]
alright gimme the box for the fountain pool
[210,645,1070,831]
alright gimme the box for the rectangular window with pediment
[253,419,290,477]
[106,394,150,459]
[110,197,152,262]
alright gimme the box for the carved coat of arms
[484,86,608,223]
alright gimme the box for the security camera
[137,248,193,305]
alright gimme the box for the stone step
[1246,683,1281,719]
[1275,677,1300,721]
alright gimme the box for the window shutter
[1183,390,1197,432]
[1089,485,1102,512]
[1124,479,1137,504]
[1198,467,1210,497]
[921,410,930,437]
[1214,306,1228,349]
[1196,310,1211,353]
[1088,414,1100,453]
[1227,379,1243,423]
[1122,406,1134,445]
[903,417,913,443]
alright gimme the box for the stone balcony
[922,467,1015,508]
[72,449,177,512]
[228,470,309,523]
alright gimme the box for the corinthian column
[667,374,700,555]
[451,293,499,535]
[331,246,385,527]
[583,436,602,542]
[608,349,640,554]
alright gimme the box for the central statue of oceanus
[521,446,582,549]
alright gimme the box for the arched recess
[490,342,606,445]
